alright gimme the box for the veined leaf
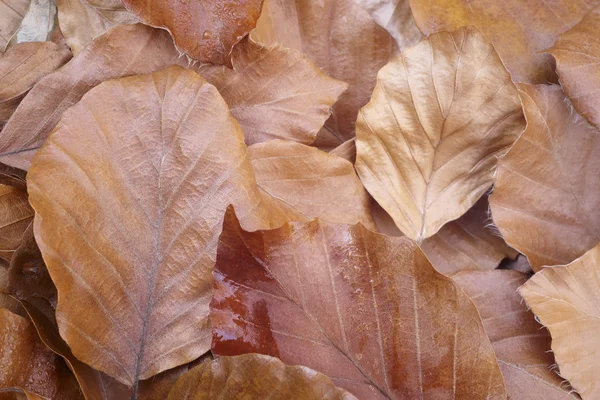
[0,0,30,52]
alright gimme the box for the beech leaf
[409,0,600,83]
[490,84,600,271]
[520,243,600,399]
[121,0,263,65]
[0,0,30,53]
[210,208,506,399]
[167,354,355,400]
[355,27,524,242]
[27,66,287,389]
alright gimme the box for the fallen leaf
[520,243,600,399]
[0,0,30,52]
[27,66,287,389]
[0,41,71,128]
[547,6,600,130]
[211,208,506,399]
[14,0,57,44]
[167,354,355,400]
[0,185,33,264]
[490,84,600,271]
[55,0,137,55]
[409,0,600,83]
[329,139,356,164]
[355,27,524,242]
[198,38,347,145]
[252,0,397,144]
[122,0,263,65]
[454,270,575,399]
[249,140,375,228]
[421,195,518,276]
[498,255,533,275]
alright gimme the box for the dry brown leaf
[0,0,30,53]
[167,354,355,400]
[547,6,600,130]
[252,0,397,145]
[210,208,506,399]
[355,27,524,242]
[520,243,600,399]
[0,185,33,264]
[409,0,600,84]
[13,0,56,44]
[0,41,71,128]
[198,38,347,145]
[490,84,600,272]
[454,270,576,399]
[421,195,518,276]
[27,66,287,389]
[55,0,137,55]
[122,0,262,65]
[249,140,375,229]
[329,139,356,164]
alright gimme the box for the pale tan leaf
[329,138,356,163]
[355,27,524,242]
[0,0,30,52]
[14,0,56,43]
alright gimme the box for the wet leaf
[211,208,506,399]
[520,243,600,399]
[27,66,287,389]
[455,270,576,399]
[0,41,71,129]
[56,0,137,55]
[355,27,524,242]
[252,0,397,145]
[249,140,375,228]
[167,354,355,400]
[409,0,600,83]
[421,195,518,276]
[490,84,600,271]
[0,185,33,264]
[0,0,30,53]
[121,0,262,65]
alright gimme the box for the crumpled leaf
[121,0,262,65]
[355,27,524,242]
[454,270,576,399]
[490,84,600,271]
[198,38,347,145]
[421,195,518,276]
[0,185,33,264]
[409,0,600,84]
[211,208,506,399]
[249,140,375,228]
[27,66,287,389]
[167,354,355,400]
[354,0,421,49]
[0,0,30,53]
[547,6,600,130]
[0,307,82,399]
[520,243,600,399]
[0,41,71,128]
[55,0,137,55]
[14,0,57,44]
[252,0,397,145]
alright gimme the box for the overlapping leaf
[354,0,421,49]
[167,354,355,400]
[355,27,524,242]
[0,0,30,52]
[0,185,33,264]
[520,243,600,399]
[14,0,57,43]
[409,0,600,83]
[211,209,506,399]
[490,84,600,271]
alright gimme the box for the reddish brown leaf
[0,185,33,264]
[211,208,506,399]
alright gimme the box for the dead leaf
[210,208,506,399]
[0,0,30,53]
[490,84,600,271]
[0,185,33,264]
[249,140,375,229]
[409,0,600,84]
[252,0,397,145]
[14,0,56,44]
[27,66,287,389]
[421,195,518,276]
[198,38,347,145]
[329,139,356,164]
[167,354,355,400]
[0,41,71,128]
[454,270,576,399]
[355,26,524,242]
[121,0,262,65]
[56,0,137,55]
[520,243,600,399]
[547,6,600,130]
